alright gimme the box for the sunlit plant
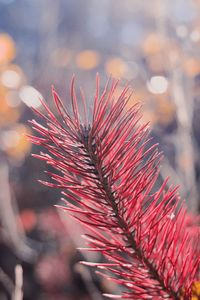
[29,76,200,299]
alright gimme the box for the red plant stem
[30,78,200,299]
[83,129,179,299]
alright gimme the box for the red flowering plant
[29,76,200,299]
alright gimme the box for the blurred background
[0,0,200,299]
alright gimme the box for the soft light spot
[105,57,127,78]
[1,124,31,159]
[76,50,100,70]
[142,33,163,55]
[190,30,200,42]
[19,209,37,232]
[183,57,200,76]
[1,69,21,89]
[176,25,188,38]
[1,129,20,150]
[0,33,16,64]
[19,86,43,108]
[6,91,21,107]
[147,76,168,94]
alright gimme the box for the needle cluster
[29,76,200,299]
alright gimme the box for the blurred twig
[12,265,23,300]
[170,66,198,211]
[0,264,23,300]
[0,158,37,261]
[154,0,198,212]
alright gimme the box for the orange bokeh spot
[183,57,200,77]
[76,50,100,70]
[142,33,164,55]
[4,124,31,159]
[0,64,24,89]
[0,33,16,65]
[154,98,176,125]
[19,209,37,232]
[105,57,127,78]
[0,88,21,126]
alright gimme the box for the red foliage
[29,76,200,299]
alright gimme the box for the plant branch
[30,77,200,299]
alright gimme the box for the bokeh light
[0,65,24,89]
[1,124,31,160]
[105,57,128,77]
[147,76,169,94]
[19,85,43,108]
[142,33,164,55]
[0,33,16,64]
[76,50,100,70]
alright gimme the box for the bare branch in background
[0,159,36,261]
[12,265,23,300]
[154,0,198,212]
